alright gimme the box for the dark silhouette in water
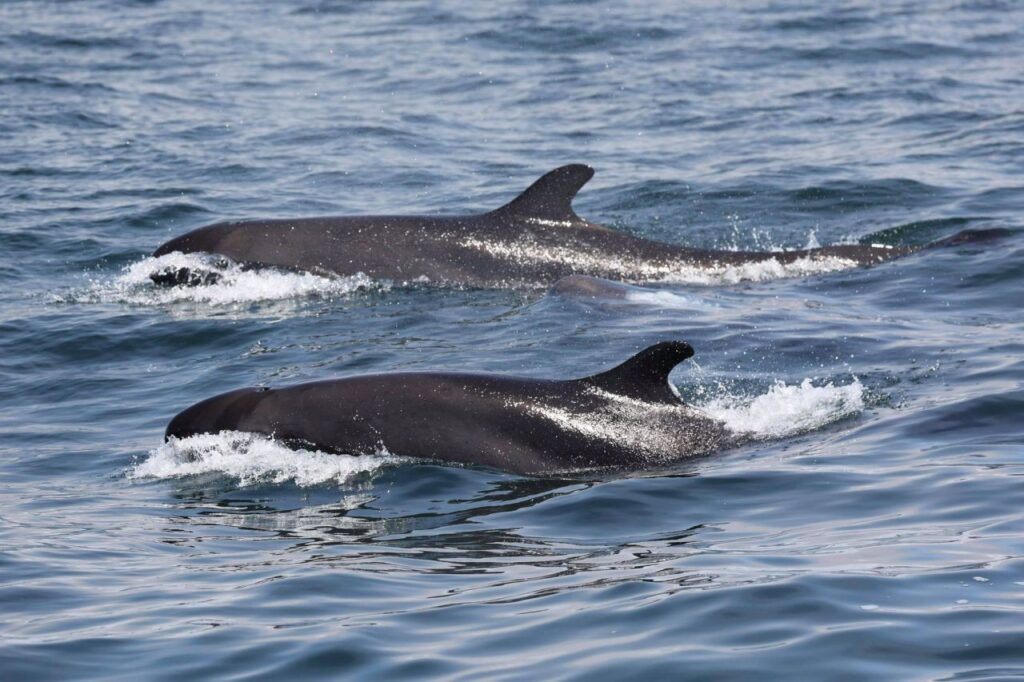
[165,341,729,475]
[151,164,1006,288]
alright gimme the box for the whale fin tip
[583,341,694,404]
[494,164,594,224]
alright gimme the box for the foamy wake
[129,431,400,486]
[80,252,387,305]
[697,378,865,440]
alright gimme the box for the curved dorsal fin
[492,164,594,224]
[580,341,694,404]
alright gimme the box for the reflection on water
[170,470,590,544]
[164,468,718,612]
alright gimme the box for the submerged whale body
[151,164,1002,288]
[550,274,634,301]
[165,341,730,475]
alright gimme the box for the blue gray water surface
[2,0,1024,679]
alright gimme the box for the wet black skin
[165,342,730,475]
[151,164,1004,288]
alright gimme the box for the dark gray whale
[151,164,1004,288]
[165,341,729,475]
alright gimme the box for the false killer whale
[165,341,730,475]
[151,164,1003,288]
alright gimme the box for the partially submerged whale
[550,274,634,301]
[151,164,1004,288]
[165,341,730,475]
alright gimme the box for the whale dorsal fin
[581,341,694,405]
[492,164,594,224]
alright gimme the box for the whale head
[164,386,270,441]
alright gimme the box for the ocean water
[2,0,1024,679]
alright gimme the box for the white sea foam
[698,378,865,440]
[129,431,399,486]
[82,252,387,306]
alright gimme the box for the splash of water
[130,431,400,486]
[697,378,865,439]
[78,252,388,306]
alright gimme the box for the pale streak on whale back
[460,236,858,285]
